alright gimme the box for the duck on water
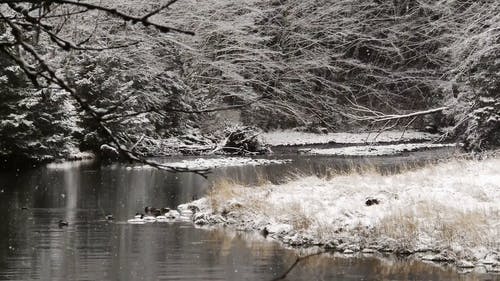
[127,213,146,224]
[127,207,180,224]
[58,220,69,227]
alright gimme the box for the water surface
[1,151,498,280]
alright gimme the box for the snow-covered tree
[0,50,72,164]
[64,49,195,152]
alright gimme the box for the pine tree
[0,56,73,165]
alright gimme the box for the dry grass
[255,171,272,186]
[314,221,337,241]
[207,178,270,214]
[377,201,499,250]
[378,213,420,250]
[435,209,498,248]
[207,179,242,212]
[279,202,313,231]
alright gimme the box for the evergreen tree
[0,55,73,165]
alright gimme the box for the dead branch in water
[270,251,325,281]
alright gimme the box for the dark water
[0,151,498,281]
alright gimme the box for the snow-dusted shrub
[64,49,196,155]
[0,57,73,164]
[446,1,500,151]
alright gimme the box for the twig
[270,251,325,281]
[141,0,180,20]
[130,134,146,150]
[400,116,418,139]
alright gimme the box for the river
[0,150,498,280]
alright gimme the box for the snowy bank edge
[178,158,500,272]
[261,130,441,146]
[128,157,292,170]
[300,143,457,156]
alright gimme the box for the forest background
[1,0,499,165]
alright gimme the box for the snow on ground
[165,157,291,169]
[261,130,440,146]
[46,158,94,170]
[300,143,456,156]
[182,157,500,271]
[66,149,95,161]
[130,157,291,170]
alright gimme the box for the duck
[127,213,145,224]
[260,227,269,238]
[165,209,180,219]
[58,220,69,227]
[143,215,157,223]
[156,207,181,222]
[144,206,162,217]
[142,208,158,223]
[161,207,180,218]
[155,215,168,222]
[155,207,175,222]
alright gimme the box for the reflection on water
[0,152,498,281]
[208,148,461,185]
[282,253,498,281]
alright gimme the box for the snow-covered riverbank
[300,143,456,156]
[180,157,500,272]
[129,157,291,170]
[261,130,440,146]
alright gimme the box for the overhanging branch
[364,106,448,122]
[0,6,210,177]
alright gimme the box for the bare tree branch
[44,0,194,35]
[101,96,268,122]
[141,0,180,20]
[359,106,448,122]
[0,6,211,177]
